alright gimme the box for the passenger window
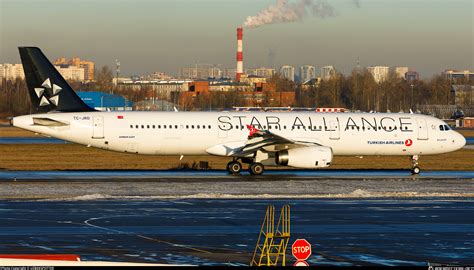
[152,125,155,129]
[186,125,189,129]
[130,125,133,128]
[141,125,144,129]
[158,125,161,128]
[169,125,172,129]
[175,125,178,129]
[197,125,200,129]
[135,125,138,128]
[147,125,150,129]
[208,125,211,129]
[192,125,194,129]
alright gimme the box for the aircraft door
[329,119,340,140]
[92,116,105,139]
[416,118,428,140]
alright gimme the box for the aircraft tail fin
[18,47,95,113]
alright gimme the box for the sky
[0,0,473,78]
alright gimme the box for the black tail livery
[19,47,94,113]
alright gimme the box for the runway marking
[1,216,213,255]
[0,216,253,257]
[83,215,213,254]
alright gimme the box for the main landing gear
[249,162,264,175]
[226,159,265,176]
[410,155,421,175]
[227,160,242,175]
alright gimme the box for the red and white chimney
[236,27,243,82]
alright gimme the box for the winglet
[246,124,260,138]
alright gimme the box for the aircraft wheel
[411,166,421,175]
[227,161,242,175]
[249,163,264,175]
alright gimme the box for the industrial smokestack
[236,27,243,82]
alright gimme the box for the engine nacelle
[275,146,333,168]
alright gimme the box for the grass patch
[1,144,472,171]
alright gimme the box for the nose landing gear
[410,155,420,175]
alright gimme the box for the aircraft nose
[455,132,466,150]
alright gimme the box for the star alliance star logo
[34,78,62,107]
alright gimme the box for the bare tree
[95,66,114,93]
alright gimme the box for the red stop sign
[292,239,312,261]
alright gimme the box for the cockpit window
[439,124,451,131]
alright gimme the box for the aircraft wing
[235,125,324,157]
[206,125,322,157]
[233,125,294,156]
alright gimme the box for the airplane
[11,47,467,175]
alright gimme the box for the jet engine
[275,146,333,168]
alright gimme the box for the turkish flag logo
[246,124,260,138]
[405,139,413,146]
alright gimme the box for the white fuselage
[13,111,466,159]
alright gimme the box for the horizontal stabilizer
[32,117,69,127]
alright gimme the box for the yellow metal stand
[250,205,291,266]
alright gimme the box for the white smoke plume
[244,0,335,29]
[353,0,361,8]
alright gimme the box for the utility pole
[374,84,378,112]
[114,59,120,95]
[279,89,282,107]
